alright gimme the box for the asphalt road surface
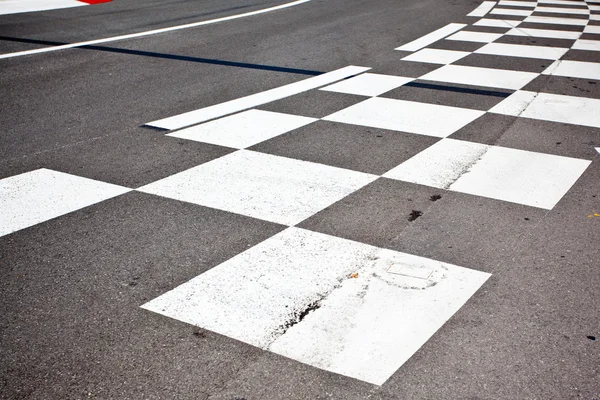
[1,0,599,399]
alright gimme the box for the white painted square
[419,65,538,90]
[322,97,484,138]
[383,139,490,189]
[573,39,600,52]
[475,42,568,59]
[320,73,413,97]
[166,109,316,149]
[506,27,582,39]
[534,6,589,15]
[542,60,600,80]
[498,1,536,7]
[467,1,497,17]
[384,139,590,209]
[142,227,490,386]
[0,169,131,237]
[388,263,435,279]
[584,25,600,34]
[490,7,533,16]
[474,18,521,28]
[449,146,591,209]
[490,90,600,128]
[137,150,377,226]
[523,16,588,26]
[446,30,503,43]
[402,48,470,65]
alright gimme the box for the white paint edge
[0,0,311,60]
[467,1,497,17]
[145,65,371,131]
[595,147,600,155]
[395,23,467,52]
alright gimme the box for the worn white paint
[490,7,533,16]
[383,139,490,189]
[589,14,600,21]
[0,169,131,237]
[535,6,590,14]
[0,0,84,15]
[146,65,370,131]
[142,227,490,386]
[166,109,316,149]
[384,139,590,210]
[419,65,538,90]
[320,73,413,97]
[0,0,312,60]
[524,15,588,25]
[467,1,497,17]
[490,91,600,129]
[449,146,591,210]
[323,97,484,138]
[506,27,582,39]
[395,23,467,51]
[474,18,521,27]
[446,30,503,43]
[401,48,471,64]
[573,39,600,51]
[542,60,600,80]
[475,42,569,59]
[137,150,376,226]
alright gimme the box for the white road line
[384,139,590,210]
[490,90,600,128]
[0,169,131,237]
[591,14,600,21]
[596,147,600,155]
[142,226,491,386]
[0,0,311,60]
[137,150,377,226]
[395,23,467,52]
[322,97,485,138]
[401,48,471,65]
[534,6,590,15]
[467,1,497,17]
[542,60,600,80]
[446,30,504,43]
[490,7,533,16]
[573,39,600,51]
[475,42,569,59]
[474,18,522,27]
[145,65,370,131]
[506,27,582,39]
[523,15,589,25]
[420,65,538,90]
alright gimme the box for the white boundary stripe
[0,0,311,60]
[467,1,497,17]
[146,65,371,131]
[395,23,467,52]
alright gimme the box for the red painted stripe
[77,0,112,4]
